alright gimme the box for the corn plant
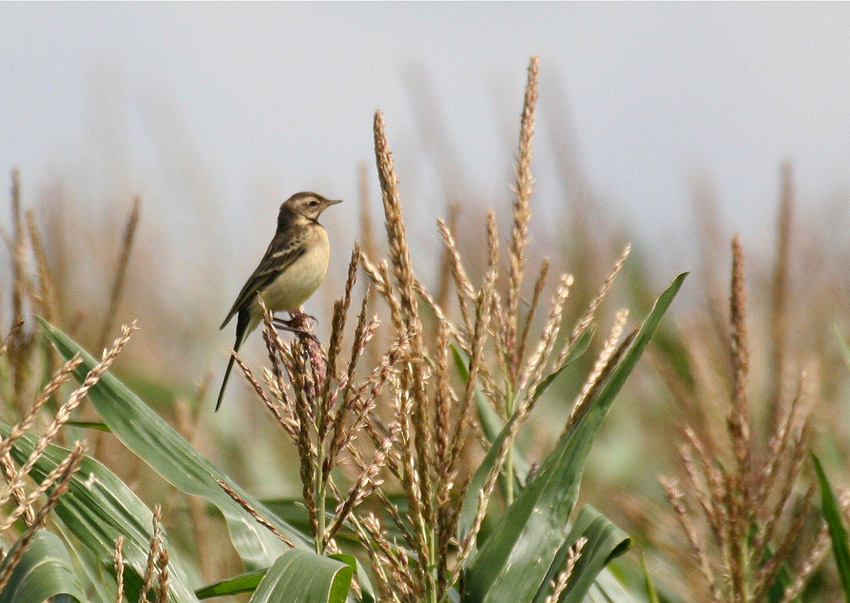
[0,57,685,602]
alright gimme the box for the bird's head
[280,192,342,223]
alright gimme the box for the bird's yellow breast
[254,225,330,314]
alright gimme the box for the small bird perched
[216,192,342,411]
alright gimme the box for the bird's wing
[219,229,308,329]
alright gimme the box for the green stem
[505,447,514,506]
[504,387,517,506]
[315,449,325,555]
[428,531,438,603]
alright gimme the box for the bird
[216,191,342,411]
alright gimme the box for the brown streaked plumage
[216,192,341,411]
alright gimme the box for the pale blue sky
[2,2,850,295]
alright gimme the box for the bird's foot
[291,310,318,325]
[273,311,320,345]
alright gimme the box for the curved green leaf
[261,497,361,544]
[641,554,660,603]
[52,518,119,602]
[456,328,594,553]
[813,453,850,600]
[196,569,266,598]
[532,506,630,603]
[452,343,530,490]
[465,273,686,602]
[531,327,595,412]
[2,428,198,602]
[65,421,111,432]
[38,318,311,569]
[330,554,375,603]
[250,549,352,602]
[195,555,371,602]
[343,554,376,603]
[0,530,85,603]
[763,540,797,603]
[584,568,642,603]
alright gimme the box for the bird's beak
[326,199,343,207]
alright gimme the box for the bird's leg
[292,309,318,325]
[273,310,320,344]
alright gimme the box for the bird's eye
[309,200,319,207]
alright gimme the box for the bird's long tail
[216,311,250,412]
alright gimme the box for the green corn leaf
[53,518,120,603]
[465,273,686,602]
[452,343,530,495]
[813,453,850,601]
[456,327,594,553]
[250,549,352,602]
[641,554,660,603]
[261,497,359,543]
[583,568,642,603]
[196,569,266,598]
[1,429,198,601]
[0,529,86,603]
[38,318,311,569]
[341,554,376,603]
[195,555,372,602]
[65,421,111,432]
[530,327,595,411]
[531,506,630,603]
